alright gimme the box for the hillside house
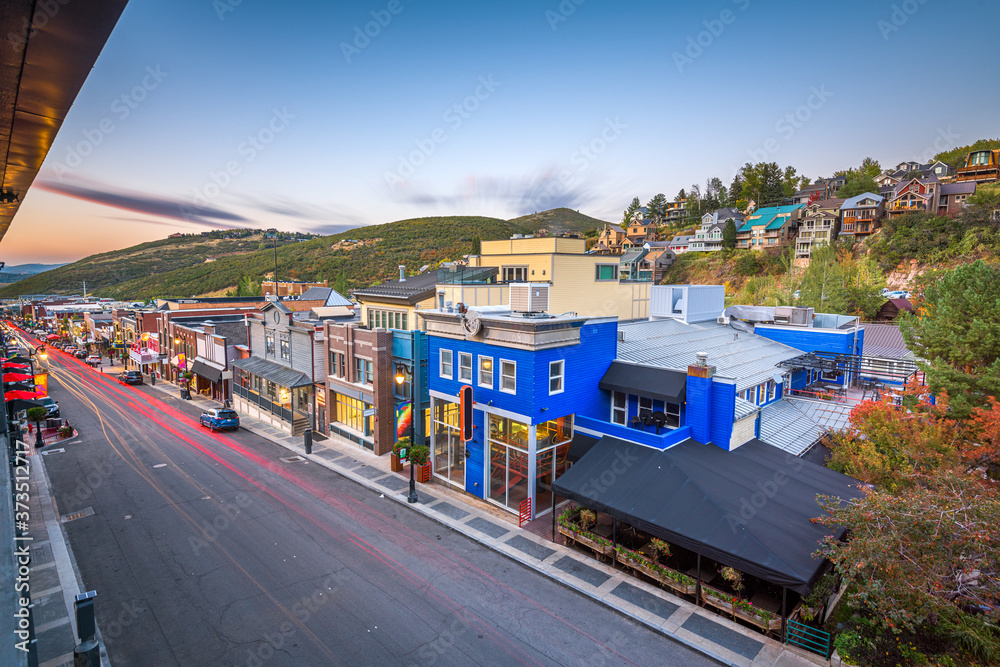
[735,204,803,249]
[839,193,885,240]
[794,198,844,260]
[937,181,977,216]
[956,149,1000,184]
[886,177,940,218]
[689,207,744,252]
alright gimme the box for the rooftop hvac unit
[774,306,814,326]
[509,283,549,313]
[717,315,730,325]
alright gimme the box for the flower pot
[390,453,403,472]
[417,462,432,483]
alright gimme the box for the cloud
[387,170,601,217]
[35,178,250,227]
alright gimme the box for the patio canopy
[552,436,864,593]
[599,361,686,404]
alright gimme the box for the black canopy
[599,361,686,404]
[190,360,222,384]
[552,436,863,593]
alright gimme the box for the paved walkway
[152,381,827,667]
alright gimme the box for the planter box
[416,462,432,483]
[390,454,403,473]
[558,525,613,558]
[700,587,782,631]
[616,551,697,595]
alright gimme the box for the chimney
[687,351,717,446]
[696,351,708,367]
[399,265,406,282]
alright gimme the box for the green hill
[0,216,519,300]
[509,208,609,235]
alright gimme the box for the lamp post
[395,363,418,503]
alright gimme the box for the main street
[26,339,714,666]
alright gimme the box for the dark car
[74,350,88,359]
[117,371,143,385]
[200,409,239,432]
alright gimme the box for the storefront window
[488,414,530,512]
[432,400,464,486]
[535,415,573,447]
[489,414,529,448]
[335,393,373,436]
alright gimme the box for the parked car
[85,355,102,366]
[74,350,87,359]
[199,408,240,432]
[117,371,143,385]
[64,346,76,355]
[36,396,59,418]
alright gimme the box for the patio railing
[786,619,832,659]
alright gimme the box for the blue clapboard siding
[576,416,692,450]
[428,319,618,424]
[685,374,712,444]
[709,380,736,449]
[754,324,864,356]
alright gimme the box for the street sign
[363,407,376,417]
[459,385,473,441]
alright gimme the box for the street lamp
[395,363,418,504]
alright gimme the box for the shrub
[734,251,761,276]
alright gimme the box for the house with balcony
[595,223,627,253]
[735,204,803,249]
[956,148,1000,184]
[688,207,744,252]
[790,176,847,205]
[838,192,885,240]
[937,181,977,216]
[794,198,844,260]
[886,177,940,218]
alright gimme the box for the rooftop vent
[696,351,709,367]
[509,283,549,314]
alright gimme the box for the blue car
[199,408,240,432]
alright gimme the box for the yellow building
[437,236,650,321]
[352,270,437,331]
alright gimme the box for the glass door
[432,400,464,486]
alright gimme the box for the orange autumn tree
[826,379,963,491]
[969,397,1000,478]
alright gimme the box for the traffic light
[459,385,473,442]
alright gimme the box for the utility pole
[273,233,278,292]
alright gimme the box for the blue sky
[4,0,998,263]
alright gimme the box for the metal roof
[616,318,802,392]
[352,271,438,304]
[759,397,852,455]
[231,356,313,387]
[733,396,759,421]
[861,323,914,360]
[840,192,884,209]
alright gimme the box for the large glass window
[355,357,364,383]
[364,360,373,386]
[500,360,516,394]
[478,356,493,389]
[501,266,528,282]
[535,415,573,447]
[440,349,453,379]
[335,393,372,436]
[549,360,564,395]
[612,391,627,424]
[488,414,529,512]
[595,264,618,281]
[458,352,472,383]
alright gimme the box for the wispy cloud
[388,170,601,217]
[36,178,250,227]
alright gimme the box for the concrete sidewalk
[150,381,827,667]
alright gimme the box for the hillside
[509,208,609,235]
[0,232,304,298]
[0,216,520,300]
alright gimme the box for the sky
[3,0,999,264]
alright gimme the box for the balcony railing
[234,384,292,422]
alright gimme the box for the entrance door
[432,400,465,487]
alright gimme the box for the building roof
[759,397,852,456]
[599,360,687,404]
[738,204,803,232]
[733,396,759,421]
[352,271,439,304]
[940,181,977,195]
[552,436,863,593]
[861,323,914,360]
[231,356,313,388]
[668,235,692,246]
[840,192,884,209]
[297,287,353,307]
[616,318,803,392]
[808,198,846,210]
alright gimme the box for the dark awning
[231,356,313,388]
[599,361,686,404]
[552,437,863,593]
[567,432,598,464]
[190,360,222,384]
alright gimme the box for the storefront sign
[129,348,159,365]
[34,372,47,396]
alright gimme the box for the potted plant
[649,537,671,563]
[391,436,408,472]
[578,509,597,531]
[408,444,431,483]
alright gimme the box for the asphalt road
[28,338,715,667]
